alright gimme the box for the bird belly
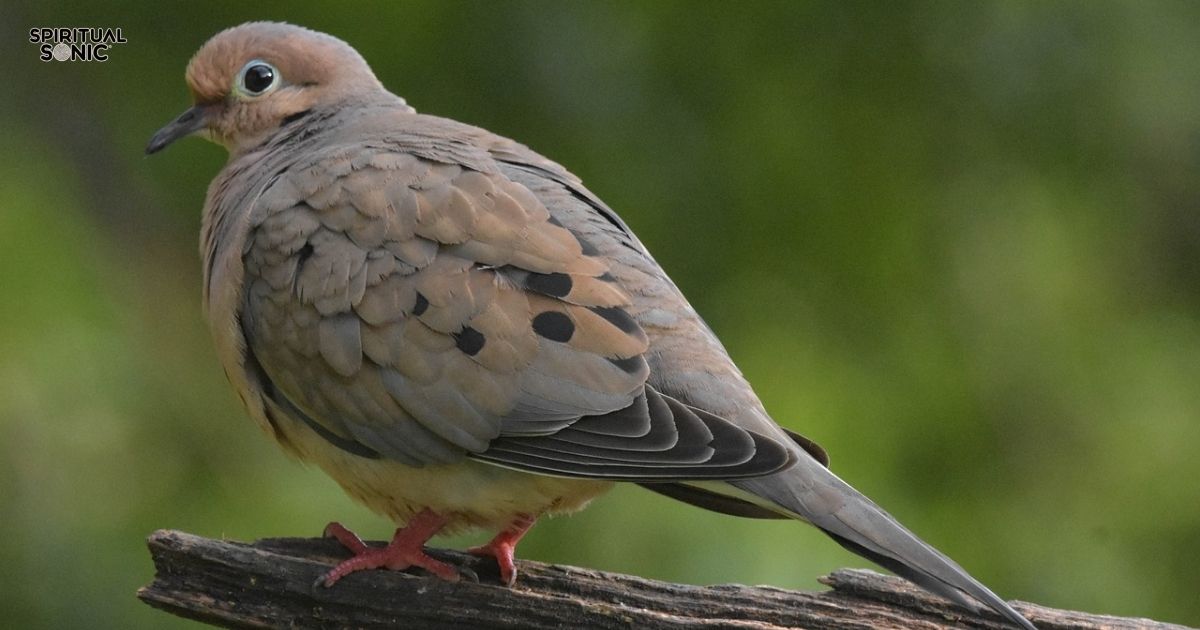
[277,413,614,533]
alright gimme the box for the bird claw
[318,540,461,587]
[322,521,369,555]
[457,566,480,583]
[466,513,537,586]
[467,541,519,586]
[316,511,458,587]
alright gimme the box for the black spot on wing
[589,306,639,334]
[532,311,574,342]
[453,326,486,356]
[525,272,573,298]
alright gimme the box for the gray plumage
[148,22,1036,629]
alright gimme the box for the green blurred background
[2,1,1198,627]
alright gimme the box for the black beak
[146,105,209,155]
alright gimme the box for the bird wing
[479,134,1038,630]
[238,124,790,479]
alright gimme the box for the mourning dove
[147,22,1036,629]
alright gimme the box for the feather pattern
[238,124,791,478]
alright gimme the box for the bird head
[146,22,389,156]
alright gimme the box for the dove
[147,22,1036,629]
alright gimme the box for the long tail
[729,457,1037,630]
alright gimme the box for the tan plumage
[148,22,1036,629]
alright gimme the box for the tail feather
[730,459,1036,630]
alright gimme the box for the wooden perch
[138,530,1187,629]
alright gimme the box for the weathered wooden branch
[138,530,1188,629]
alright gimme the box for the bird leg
[466,513,538,586]
[318,509,458,587]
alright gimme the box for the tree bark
[138,529,1188,629]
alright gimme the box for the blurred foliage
[2,1,1198,627]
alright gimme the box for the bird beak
[146,105,210,155]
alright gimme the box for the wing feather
[239,134,791,481]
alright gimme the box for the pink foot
[318,509,458,587]
[467,513,537,586]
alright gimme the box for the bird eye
[237,60,279,96]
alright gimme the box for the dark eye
[239,61,278,95]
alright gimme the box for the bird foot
[466,540,518,586]
[466,513,537,586]
[317,510,458,587]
